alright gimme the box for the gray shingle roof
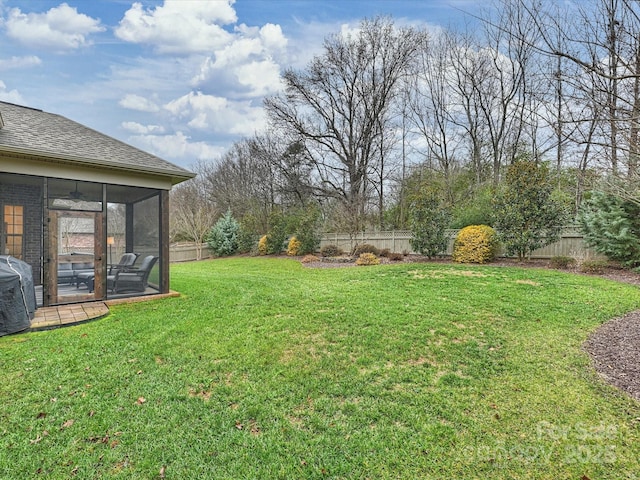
[0,101,194,184]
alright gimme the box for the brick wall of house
[0,182,43,285]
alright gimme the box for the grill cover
[0,256,36,336]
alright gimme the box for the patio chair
[108,252,139,274]
[107,255,158,294]
[76,253,139,292]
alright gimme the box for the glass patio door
[48,211,104,305]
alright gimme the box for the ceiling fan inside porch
[67,181,84,200]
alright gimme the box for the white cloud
[339,23,362,39]
[191,23,287,97]
[224,104,266,135]
[0,80,23,104]
[128,131,224,162]
[0,55,41,69]
[115,0,236,54]
[234,59,283,97]
[4,3,104,51]
[259,23,288,51]
[121,121,165,135]
[164,91,227,117]
[119,94,160,113]
[163,91,266,135]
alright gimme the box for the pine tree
[579,191,640,267]
[206,209,240,256]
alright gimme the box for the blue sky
[0,0,480,169]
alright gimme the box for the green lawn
[1,258,640,479]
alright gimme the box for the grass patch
[1,258,640,478]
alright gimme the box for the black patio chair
[76,253,139,292]
[108,252,139,274]
[106,255,158,294]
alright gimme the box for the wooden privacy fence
[169,228,602,262]
[169,243,212,263]
[320,228,603,260]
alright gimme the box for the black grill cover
[0,256,36,336]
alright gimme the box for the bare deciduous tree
[265,16,423,234]
[170,161,219,260]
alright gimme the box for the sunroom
[0,101,194,307]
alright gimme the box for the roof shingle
[0,101,194,183]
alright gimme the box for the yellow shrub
[355,252,380,266]
[287,236,302,256]
[452,225,498,264]
[258,235,268,255]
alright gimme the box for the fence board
[169,243,212,263]
[171,229,603,262]
[320,229,603,260]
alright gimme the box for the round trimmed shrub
[320,244,343,257]
[355,253,380,266]
[353,243,380,256]
[580,259,608,274]
[452,225,498,264]
[550,256,577,269]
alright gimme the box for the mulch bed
[584,312,640,402]
[303,255,640,402]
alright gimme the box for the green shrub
[236,225,258,254]
[452,225,498,264]
[580,259,608,274]
[550,256,577,269]
[264,211,288,254]
[353,243,380,256]
[355,253,380,266]
[206,209,239,257]
[289,206,322,255]
[409,188,451,258]
[320,244,343,257]
[287,236,302,256]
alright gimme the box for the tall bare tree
[514,0,640,178]
[406,30,463,203]
[265,16,423,234]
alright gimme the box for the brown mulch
[584,312,640,402]
[303,255,640,402]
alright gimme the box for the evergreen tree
[492,161,567,260]
[579,191,640,267]
[409,188,451,258]
[206,209,240,257]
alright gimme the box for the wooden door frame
[46,210,105,305]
